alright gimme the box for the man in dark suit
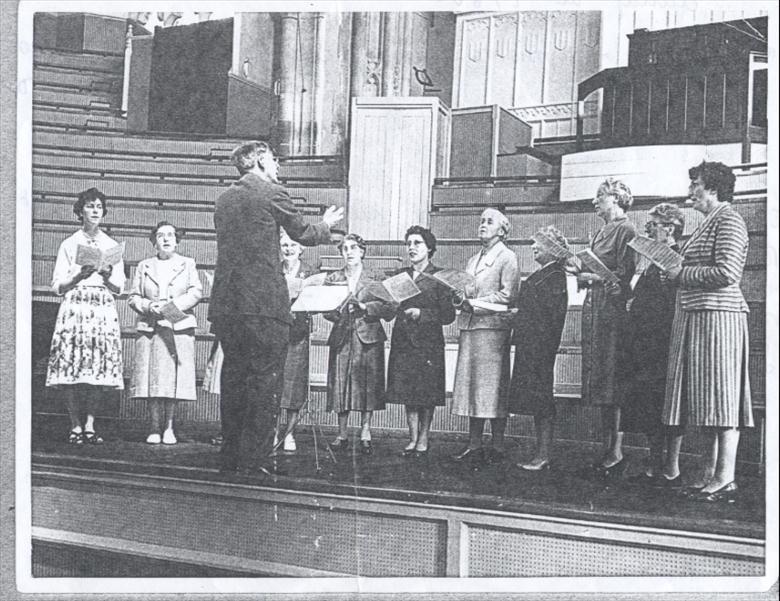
[209,141,343,475]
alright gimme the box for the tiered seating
[32,48,125,132]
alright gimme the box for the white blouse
[51,229,126,295]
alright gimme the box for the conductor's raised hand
[323,206,345,227]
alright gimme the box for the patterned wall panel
[514,12,547,107]
[491,14,518,107]
[459,16,490,106]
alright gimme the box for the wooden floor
[32,414,764,540]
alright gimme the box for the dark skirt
[280,337,310,411]
[386,343,446,408]
[326,330,386,413]
[581,284,627,406]
[621,377,665,436]
[508,351,557,419]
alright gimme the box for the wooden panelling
[349,97,448,238]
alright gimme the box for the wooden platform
[30,416,766,578]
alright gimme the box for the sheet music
[75,242,125,271]
[575,249,620,285]
[290,285,351,313]
[421,268,475,292]
[378,271,421,303]
[159,301,188,324]
[628,235,683,271]
[469,299,509,313]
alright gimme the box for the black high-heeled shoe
[452,446,481,461]
[359,440,373,455]
[592,457,627,479]
[692,481,738,503]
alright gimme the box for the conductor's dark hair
[404,225,437,258]
[149,221,182,245]
[231,140,275,175]
[688,161,735,203]
[73,187,108,222]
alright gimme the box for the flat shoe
[329,438,349,451]
[146,433,161,445]
[519,460,551,472]
[162,429,177,445]
[68,430,84,445]
[83,431,104,445]
[359,440,373,455]
[401,447,417,457]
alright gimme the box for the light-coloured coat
[458,240,519,330]
[128,254,203,331]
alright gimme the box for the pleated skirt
[663,299,753,428]
[130,327,197,401]
[451,329,511,418]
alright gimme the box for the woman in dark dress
[576,178,637,477]
[509,226,569,471]
[387,226,456,457]
[324,234,396,455]
[621,203,686,487]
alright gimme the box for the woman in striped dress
[662,161,753,503]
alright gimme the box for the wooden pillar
[381,12,401,96]
[277,12,298,156]
[350,12,381,98]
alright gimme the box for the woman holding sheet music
[276,229,319,453]
[46,188,126,445]
[128,222,203,445]
[451,208,519,466]
[661,161,753,503]
[619,203,685,487]
[387,225,456,457]
[324,234,396,455]
[577,178,637,478]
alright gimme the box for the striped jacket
[678,203,749,312]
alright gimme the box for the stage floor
[31,415,765,540]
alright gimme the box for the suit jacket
[678,203,749,313]
[208,172,331,326]
[391,264,456,349]
[128,254,203,331]
[324,269,396,349]
[458,241,519,331]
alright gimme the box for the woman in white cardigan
[128,222,203,445]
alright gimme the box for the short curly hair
[338,233,367,257]
[73,187,108,222]
[149,221,182,245]
[688,161,735,203]
[597,177,634,210]
[648,202,685,239]
[481,208,511,240]
[404,225,437,258]
[231,140,276,175]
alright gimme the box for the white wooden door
[348,97,447,240]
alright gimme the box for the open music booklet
[575,248,621,285]
[628,235,683,271]
[362,271,421,304]
[420,268,476,292]
[290,284,351,313]
[75,241,125,272]
[532,231,574,261]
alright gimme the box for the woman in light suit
[129,222,203,444]
[451,208,519,465]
